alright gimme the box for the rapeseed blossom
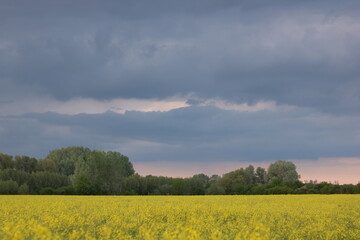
[0,195,359,239]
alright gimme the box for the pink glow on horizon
[134,161,268,178]
[134,157,360,184]
[294,157,360,184]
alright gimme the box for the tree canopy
[267,160,300,184]
[0,147,359,195]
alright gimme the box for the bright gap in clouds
[0,97,190,115]
[0,96,292,116]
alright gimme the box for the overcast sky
[1,0,359,183]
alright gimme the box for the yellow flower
[0,195,359,239]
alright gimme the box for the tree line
[0,147,359,195]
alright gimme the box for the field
[0,195,359,239]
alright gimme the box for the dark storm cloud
[3,106,359,161]
[1,0,360,114]
[1,0,360,164]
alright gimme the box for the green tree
[73,150,135,194]
[55,186,76,195]
[0,169,31,186]
[74,174,97,195]
[255,167,267,184]
[18,183,29,194]
[0,180,19,194]
[14,155,38,173]
[192,174,210,184]
[172,178,185,195]
[45,146,91,175]
[245,165,256,185]
[0,153,14,170]
[219,166,257,194]
[267,160,300,184]
[206,183,225,195]
[123,174,143,195]
[30,172,70,193]
[40,187,55,195]
[188,174,209,195]
[158,184,173,195]
[38,158,56,172]
[266,186,293,194]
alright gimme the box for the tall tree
[0,153,14,170]
[14,156,38,173]
[73,149,134,194]
[267,160,300,184]
[255,167,267,184]
[219,167,255,194]
[45,146,91,175]
[244,165,256,185]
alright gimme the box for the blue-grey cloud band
[0,0,359,169]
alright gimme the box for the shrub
[0,180,19,194]
[40,187,55,195]
[18,184,29,194]
[55,186,76,195]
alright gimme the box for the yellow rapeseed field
[0,195,359,240]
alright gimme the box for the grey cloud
[0,117,84,157]
[1,0,360,114]
[3,106,359,162]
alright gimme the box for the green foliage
[219,167,257,194]
[55,186,76,195]
[73,150,134,194]
[209,174,221,183]
[18,184,29,194]
[0,180,19,194]
[158,184,173,195]
[0,153,14,170]
[40,187,55,195]
[143,175,161,194]
[267,160,300,184]
[45,146,91,175]
[233,184,253,195]
[38,158,56,172]
[172,178,185,195]
[14,155,38,173]
[269,177,283,187]
[30,171,70,193]
[255,167,267,184]
[266,186,294,194]
[74,174,98,195]
[192,173,210,184]
[0,169,31,185]
[0,150,358,196]
[319,183,339,194]
[251,185,267,195]
[124,174,143,195]
[205,184,225,195]
[339,184,355,194]
[187,178,206,195]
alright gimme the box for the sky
[0,0,359,184]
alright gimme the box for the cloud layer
[1,1,360,182]
[2,105,360,162]
[1,0,360,114]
